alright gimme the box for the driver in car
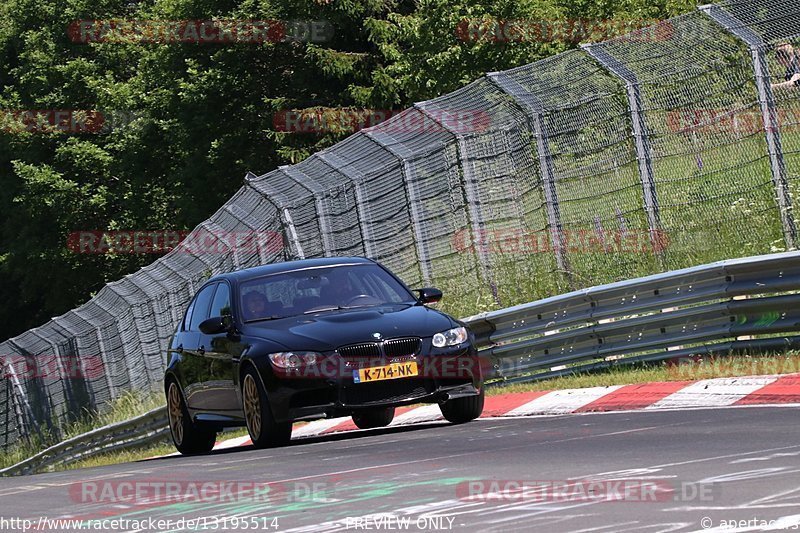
[320,270,358,306]
[243,291,272,321]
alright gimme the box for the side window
[188,284,217,331]
[210,283,231,317]
[182,299,196,332]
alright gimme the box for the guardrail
[5,250,800,475]
[0,407,168,476]
[466,250,800,384]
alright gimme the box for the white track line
[389,404,444,426]
[505,386,625,416]
[213,435,251,449]
[292,417,350,438]
[646,376,779,410]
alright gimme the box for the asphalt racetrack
[2,405,800,532]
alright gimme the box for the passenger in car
[243,291,272,321]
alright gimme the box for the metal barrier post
[486,72,573,284]
[244,172,305,260]
[582,44,665,261]
[316,152,377,258]
[365,130,433,285]
[279,165,335,256]
[413,103,496,295]
[699,4,797,250]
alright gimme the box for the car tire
[439,388,485,424]
[352,407,395,429]
[167,380,216,455]
[242,368,292,448]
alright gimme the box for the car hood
[242,303,456,351]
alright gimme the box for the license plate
[353,361,418,383]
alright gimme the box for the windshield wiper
[244,315,285,323]
[304,306,344,314]
[341,303,380,309]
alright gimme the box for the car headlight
[268,352,321,368]
[432,326,468,348]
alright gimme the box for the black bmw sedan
[164,257,484,454]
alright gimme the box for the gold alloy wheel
[167,382,184,446]
[243,374,262,441]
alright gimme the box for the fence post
[699,4,797,250]
[1,370,15,448]
[3,343,42,442]
[5,367,33,443]
[91,326,117,401]
[582,44,665,262]
[202,220,241,269]
[486,72,573,284]
[279,165,335,257]
[316,152,377,259]
[244,172,305,260]
[28,329,75,427]
[280,208,304,260]
[413,103,498,299]
[364,130,433,285]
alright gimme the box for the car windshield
[238,263,416,322]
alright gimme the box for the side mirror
[199,316,232,335]
[415,287,443,305]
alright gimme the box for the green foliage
[0,0,700,341]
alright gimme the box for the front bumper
[258,345,483,422]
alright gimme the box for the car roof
[209,256,375,284]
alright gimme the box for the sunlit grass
[62,427,252,471]
[0,389,165,470]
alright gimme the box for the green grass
[487,353,800,395]
[425,105,800,317]
[0,383,254,473]
[61,427,252,472]
[0,389,165,470]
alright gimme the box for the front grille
[338,342,380,358]
[337,337,421,359]
[341,378,431,406]
[383,337,421,358]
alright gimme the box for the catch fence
[1,0,799,450]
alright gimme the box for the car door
[198,281,241,413]
[182,283,217,410]
[168,295,195,369]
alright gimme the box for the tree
[0,0,699,341]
